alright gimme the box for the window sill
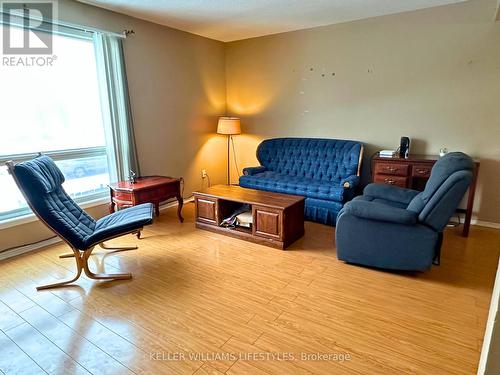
[0,197,110,230]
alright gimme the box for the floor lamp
[217,117,241,185]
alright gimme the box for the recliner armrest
[364,183,419,205]
[341,175,360,189]
[343,200,418,225]
[243,166,267,176]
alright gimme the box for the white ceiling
[79,0,466,42]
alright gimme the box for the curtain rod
[0,10,130,39]
[49,16,128,39]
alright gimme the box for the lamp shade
[217,117,241,135]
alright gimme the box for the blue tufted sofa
[239,138,363,225]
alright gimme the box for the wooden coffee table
[193,185,305,249]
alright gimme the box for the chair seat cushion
[84,203,154,248]
[353,195,409,209]
[239,171,345,201]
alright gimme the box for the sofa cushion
[239,171,345,201]
[256,138,362,184]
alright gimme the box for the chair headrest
[13,155,65,194]
[422,152,473,203]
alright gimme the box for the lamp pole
[216,117,241,186]
[227,134,231,185]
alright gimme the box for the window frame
[0,14,130,227]
[0,146,111,222]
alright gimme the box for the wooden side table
[371,153,479,237]
[109,176,184,223]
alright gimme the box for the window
[0,24,116,221]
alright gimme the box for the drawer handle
[384,178,396,185]
[416,169,428,175]
[385,167,397,172]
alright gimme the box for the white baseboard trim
[471,219,500,229]
[0,198,193,261]
[0,237,61,261]
[159,196,194,212]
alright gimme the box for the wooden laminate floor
[0,203,499,375]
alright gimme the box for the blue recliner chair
[336,152,474,271]
[7,155,154,290]
[239,138,363,225]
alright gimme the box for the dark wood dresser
[371,153,479,237]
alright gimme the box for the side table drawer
[253,206,282,240]
[195,197,218,225]
[137,189,162,202]
[136,184,179,202]
[375,163,410,176]
[374,174,408,188]
[112,191,133,203]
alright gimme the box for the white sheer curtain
[93,32,140,182]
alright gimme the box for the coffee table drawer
[195,197,218,225]
[253,206,282,240]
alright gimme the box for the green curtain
[93,32,140,182]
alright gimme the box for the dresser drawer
[375,163,410,176]
[412,164,432,178]
[374,175,408,188]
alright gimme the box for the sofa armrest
[364,183,419,205]
[243,166,267,176]
[341,175,360,190]
[344,200,417,225]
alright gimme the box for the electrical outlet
[201,169,207,178]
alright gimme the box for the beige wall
[0,0,227,252]
[225,0,500,223]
